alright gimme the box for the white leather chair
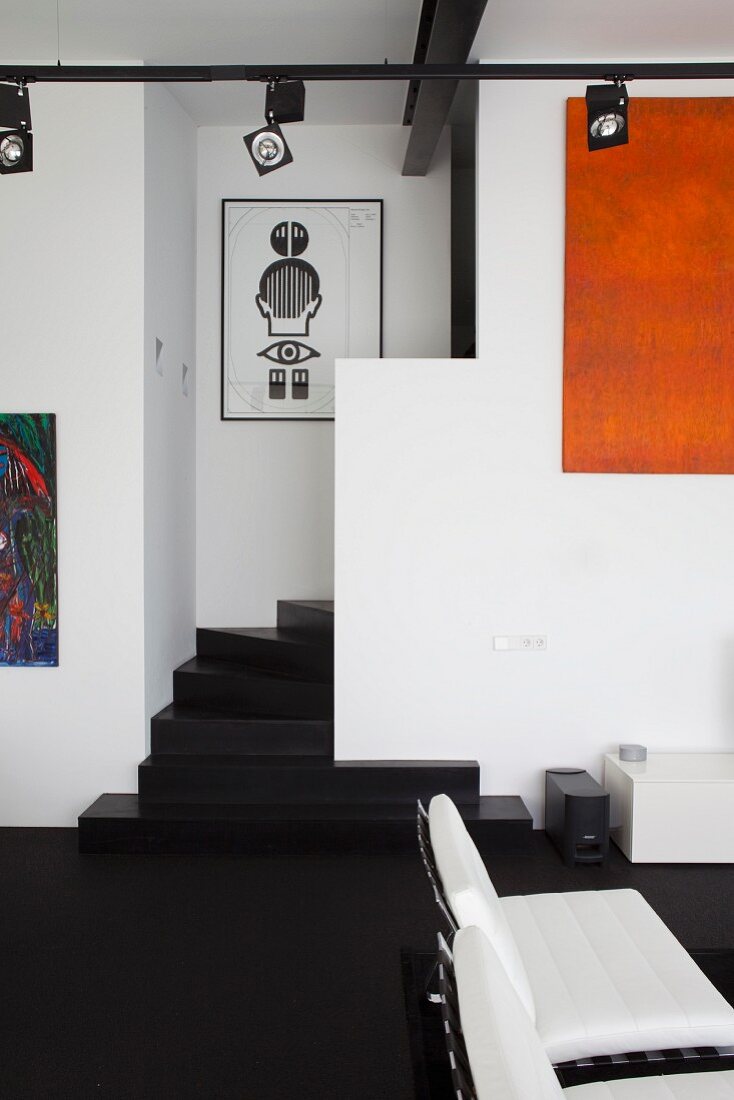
[450,924,734,1100]
[429,793,734,1065]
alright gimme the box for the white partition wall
[335,357,734,824]
[0,81,199,824]
[143,85,198,730]
[0,84,147,825]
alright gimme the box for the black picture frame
[220,198,383,422]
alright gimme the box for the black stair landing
[78,794,533,855]
[173,657,333,719]
[138,756,480,806]
[150,705,334,757]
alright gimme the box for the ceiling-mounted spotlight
[585,78,629,152]
[0,130,33,173]
[244,122,293,176]
[0,81,33,174]
[244,78,305,176]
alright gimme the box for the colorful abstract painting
[0,414,57,666]
[564,97,734,473]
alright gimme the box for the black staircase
[79,601,532,854]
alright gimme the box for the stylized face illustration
[255,258,323,337]
[270,220,309,257]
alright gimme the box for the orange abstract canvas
[564,97,734,473]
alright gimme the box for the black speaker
[545,769,609,867]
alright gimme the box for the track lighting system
[243,78,305,176]
[585,77,630,151]
[6,58,734,176]
[6,62,734,82]
[0,81,33,174]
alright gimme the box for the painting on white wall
[221,198,382,420]
[0,414,57,667]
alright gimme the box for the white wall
[0,84,146,825]
[196,125,451,627]
[144,85,197,728]
[336,80,734,824]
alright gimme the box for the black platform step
[172,657,333,718]
[78,794,532,855]
[150,704,334,757]
[196,627,333,680]
[276,599,333,641]
[138,756,480,805]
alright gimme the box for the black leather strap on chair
[436,932,477,1100]
[417,799,458,936]
[417,800,459,1004]
[555,1046,734,1089]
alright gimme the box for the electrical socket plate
[494,635,547,651]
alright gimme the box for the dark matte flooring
[2,829,733,1099]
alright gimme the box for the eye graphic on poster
[222,199,382,420]
[258,341,320,365]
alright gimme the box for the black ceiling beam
[402,0,488,176]
[6,62,734,83]
[403,0,439,126]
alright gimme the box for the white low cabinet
[604,752,734,863]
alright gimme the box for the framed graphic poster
[222,198,382,420]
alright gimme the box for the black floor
[2,829,734,1099]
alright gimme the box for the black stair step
[276,600,334,641]
[150,704,334,757]
[78,794,532,855]
[137,756,480,805]
[196,627,333,680]
[172,657,333,719]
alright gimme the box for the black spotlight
[585,80,629,152]
[244,122,293,176]
[244,79,305,176]
[0,129,33,174]
[0,81,33,174]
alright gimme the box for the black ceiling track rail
[6,62,734,84]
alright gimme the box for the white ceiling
[470,0,734,62]
[1,0,421,123]
[3,0,734,126]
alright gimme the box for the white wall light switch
[494,635,548,651]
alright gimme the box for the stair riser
[276,601,334,641]
[172,669,333,719]
[196,629,333,680]
[137,764,480,805]
[151,718,334,757]
[79,817,531,856]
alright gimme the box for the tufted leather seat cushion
[430,794,734,1064]
[454,925,734,1100]
[454,924,565,1099]
[501,888,734,1063]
